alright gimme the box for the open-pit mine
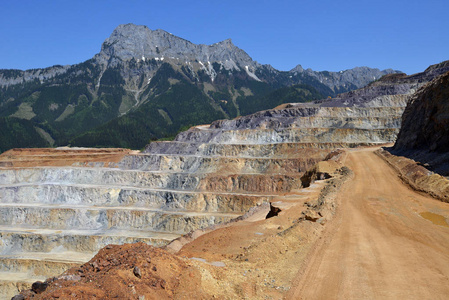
[3,63,449,299]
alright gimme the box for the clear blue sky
[0,0,447,74]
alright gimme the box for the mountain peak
[115,23,149,31]
[217,38,233,45]
[290,64,304,73]
[97,24,256,69]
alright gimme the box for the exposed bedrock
[118,155,317,173]
[0,257,81,279]
[207,107,406,131]
[144,141,360,156]
[198,174,301,193]
[0,231,172,254]
[0,185,266,212]
[175,127,399,144]
[392,71,449,176]
[0,206,238,232]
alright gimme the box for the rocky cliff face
[0,66,70,87]
[97,24,257,71]
[394,71,449,152]
[392,69,449,176]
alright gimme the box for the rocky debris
[31,281,48,294]
[324,149,345,161]
[300,160,340,188]
[303,210,322,222]
[133,266,142,279]
[266,203,282,219]
[316,167,353,206]
[298,166,352,226]
[90,261,100,272]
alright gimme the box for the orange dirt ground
[0,147,136,168]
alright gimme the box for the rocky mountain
[0,23,399,152]
[96,25,258,71]
[315,61,449,107]
[392,67,449,176]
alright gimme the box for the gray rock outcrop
[392,70,449,175]
[96,24,257,71]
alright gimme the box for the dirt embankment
[376,148,449,202]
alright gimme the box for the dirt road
[288,147,449,299]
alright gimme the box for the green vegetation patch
[55,104,75,122]
[10,102,36,120]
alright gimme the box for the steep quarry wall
[3,62,448,298]
[392,72,449,176]
[394,71,449,152]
